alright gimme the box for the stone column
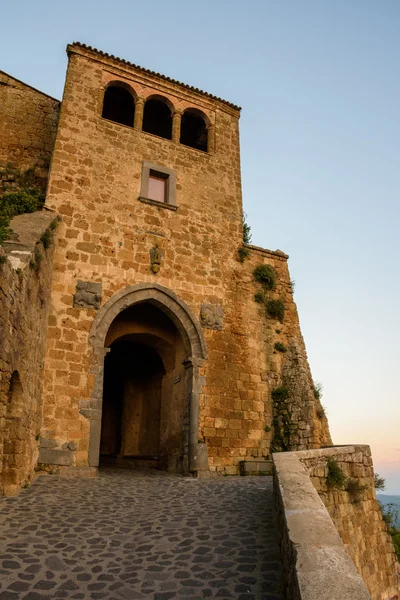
[183,357,208,475]
[207,123,215,154]
[172,111,182,143]
[86,347,110,467]
[134,97,145,131]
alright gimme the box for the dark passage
[100,340,165,460]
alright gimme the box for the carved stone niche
[200,303,224,331]
[73,280,102,310]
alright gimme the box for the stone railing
[273,446,400,600]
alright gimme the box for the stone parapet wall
[0,211,56,495]
[273,447,400,600]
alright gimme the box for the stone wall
[240,243,332,454]
[0,70,59,172]
[0,211,56,495]
[273,446,400,600]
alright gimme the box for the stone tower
[1,43,331,485]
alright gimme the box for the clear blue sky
[1,0,399,493]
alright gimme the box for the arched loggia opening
[102,83,135,127]
[142,97,172,140]
[88,284,207,474]
[180,109,208,152]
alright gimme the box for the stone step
[239,459,273,476]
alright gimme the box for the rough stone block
[200,303,224,330]
[73,280,102,309]
[38,448,73,466]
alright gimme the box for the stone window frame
[139,161,177,211]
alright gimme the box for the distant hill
[377,494,400,528]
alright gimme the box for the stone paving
[0,468,284,600]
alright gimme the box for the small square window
[148,171,167,203]
[139,161,177,210]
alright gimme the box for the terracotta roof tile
[69,42,241,112]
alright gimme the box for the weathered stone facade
[0,212,56,495]
[0,70,59,171]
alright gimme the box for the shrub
[271,386,289,402]
[326,459,346,488]
[266,299,285,322]
[40,228,53,249]
[313,381,323,400]
[316,405,327,419]
[29,246,43,272]
[238,246,250,263]
[0,188,44,244]
[253,264,276,291]
[346,478,367,502]
[274,342,287,353]
[49,217,60,231]
[254,292,265,304]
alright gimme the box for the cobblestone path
[0,468,284,600]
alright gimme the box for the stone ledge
[138,196,178,211]
[244,243,289,260]
[58,466,98,478]
[273,448,372,600]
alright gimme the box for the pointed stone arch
[86,284,208,473]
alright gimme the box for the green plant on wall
[271,386,289,402]
[270,384,294,452]
[238,246,250,263]
[271,411,294,453]
[274,341,287,353]
[313,381,323,400]
[266,299,285,322]
[253,264,276,291]
[326,458,346,488]
[0,164,45,244]
[254,292,265,303]
[29,246,43,272]
[345,478,367,503]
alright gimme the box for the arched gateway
[87,283,208,474]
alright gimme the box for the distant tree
[242,213,252,244]
[378,501,400,562]
[374,473,386,491]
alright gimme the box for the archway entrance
[99,302,188,472]
[88,284,207,474]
